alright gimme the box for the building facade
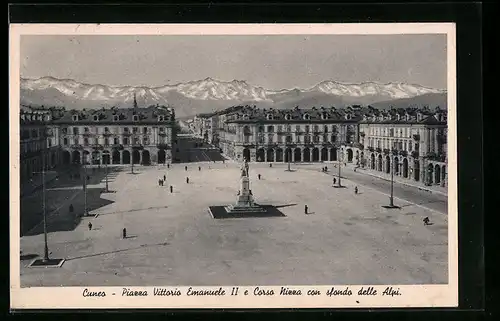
[218,105,362,163]
[20,106,62,181]
[359,106,447,186]
[52,105,177,166]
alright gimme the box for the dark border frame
[7,2,485,318]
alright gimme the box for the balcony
[383,148,390,155]
[399,150,408,157]
[413,134,420,141]
[70,144,84,150]
[375,147,382,153]
[159,131,167,136]
[122,131,132,136]
[82,131,92,136]
[112,144,124,150]
[131,144,144,150]
[103,131,112,136]
[411,151,419,158]
[367,146,375,152]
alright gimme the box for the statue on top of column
[240,159,249,177]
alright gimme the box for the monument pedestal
[224,175,266,215]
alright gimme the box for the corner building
[53,105,176,166]
[359,106,447,186]
[220,105,362,163]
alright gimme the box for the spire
[133,92,138,109]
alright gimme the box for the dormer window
[133,115,139,122]
[72,115,79,121]
[113,115,119,121]
[321,112,328,120]
[266,114,273,120]
[396,114,401,121]
[93,115,99,121]
[243,114,250,120]
[285,114,291,121]
[345,114,351,120]
[158,116,165,122]
[303,113,310,120]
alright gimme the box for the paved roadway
[174,134,225,163]
[289,163,447,214]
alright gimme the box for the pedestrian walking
[354,168,356,172]
[333,177,336,185]
[423,217,430,226]
[198,166,201,171]
[325,166,328,172]
[354,186,358,194]
[163,175,166,181]
[269,163,272,168]
[170,185,173,193]
[88,222,93,231]
[158,179,161,186]
[304,205,308,214]
[122,228,127,239]
[258,174,261,180]
[167,163,170,169]
[185,166,188,171]
[186,177,189,184]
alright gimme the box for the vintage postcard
[9,23,457,309]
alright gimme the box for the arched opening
[414,160,420,181]
[157,149,166,164]
[83,150,90,165]
[132,150,141,164]
[72,150,81,164]
[321,148,328,161]
[385,155,391,173]
[355,150,360,160]
[102,151,111,165]
[303,147,311,162]
[242,148,250,162]
[441,165,446,184]
[62,151,71,165]
[256,148,265,162]
[113,150,121,164]
[377,154,383,171]
[266,149,274,162]
[370,153,375,169]
[312,148,320,162]
[434,164,441,184]
[122,150,131,164]
[284,148,292,163]
[427,163,434,184]
[294,148,302,162]
[394,157,399,175]
[347,149,354,162]
[330,147,337,161]
[92,151,100,165]
[276,148,283,162]
[142,150,151,165]
[403,158,409,178]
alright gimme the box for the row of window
[368,138,419,152]
[238,112,353,121]
[61,136,168,146]
[243,134,353,144]
[62,126,169,135]
[366,126,419,138]
[242,124,355,134]
[71,114,168,122]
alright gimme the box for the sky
[20,34,447,90]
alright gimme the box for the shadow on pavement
[96,205,169,216]
[22,187,115,237]
[65,242,170,261]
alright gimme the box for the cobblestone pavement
[19,162,448,287]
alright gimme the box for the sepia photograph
[10,23,457,309]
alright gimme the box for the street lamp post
[334,147,342,188]
[83,153,88,216]
[389,154,395,207]
[41,146,49,262]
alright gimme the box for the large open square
[20,161,448,287]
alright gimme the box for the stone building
[218,105,362,163]
[20,105,61,181]
[359,106,447,186]
[52,105,176,166]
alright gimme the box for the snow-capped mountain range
[20,76,446,117]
